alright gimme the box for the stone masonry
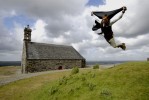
[22,25,86,73]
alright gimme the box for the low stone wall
[25,59,84,73]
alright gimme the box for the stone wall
[21,42,27,73]
[26,59,85,73]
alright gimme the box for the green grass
[0,62,149,100]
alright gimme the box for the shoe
[121,43,126,50]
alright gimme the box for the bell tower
[22,25,32,73]
[24,25,32,42]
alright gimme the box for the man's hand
[122,6,127,13]
[97,33,103,35]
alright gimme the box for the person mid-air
[91,6,127,50]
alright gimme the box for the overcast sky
[0,0,149,61]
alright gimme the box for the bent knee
[110,44,117,48]
[113,46,117,48]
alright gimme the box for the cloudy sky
[0,0,149,61]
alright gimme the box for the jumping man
[91,6,127,50]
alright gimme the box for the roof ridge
[29,42,72,47]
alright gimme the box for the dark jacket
[101,25,113,41]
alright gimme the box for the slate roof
[27,42,85,60]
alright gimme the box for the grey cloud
[127,34,149,50]
[113,1,149,38]
[0,0,88,18]
[0,17,22,53]
[0,21,15,51]
[0,37,22,54]
[45,18,72,37]
[0,33,22,52]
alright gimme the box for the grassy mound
[0,62,149,100]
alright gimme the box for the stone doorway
[58,66,62,70]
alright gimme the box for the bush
[49,86,59,95]
[100,89,112,96]
[71,67,79,75]
[88,83,96,91]
[93,64,99,69]
[58,76,67,85]
[68,88,74,94]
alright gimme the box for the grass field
[0,66,20,78]
[0,62,149,100]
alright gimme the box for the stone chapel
[21,25,86,73]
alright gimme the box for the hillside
[0,61,149,100]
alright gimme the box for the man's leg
[108,38,126,50]
[108,37,117,48]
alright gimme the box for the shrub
[71,67,79,75]
[88,83,96,91]
[93,64,99,69]
[49,86,59,95]
[100,89,112,96]
[81,76,86,81]
[91,73,96,78]
[58,76,68,85]
[68,88,74,94]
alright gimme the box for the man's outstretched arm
[110,6,127,25]
[110,12,124,25]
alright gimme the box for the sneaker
[121,43,126,50]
